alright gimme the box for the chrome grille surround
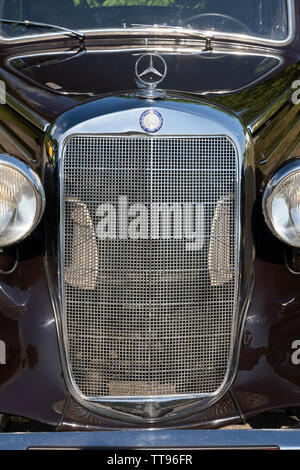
[49,99,254,422]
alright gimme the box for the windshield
[0,0,290,42]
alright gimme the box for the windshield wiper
[130,24,214,51]
[0,18,85,46]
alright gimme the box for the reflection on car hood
[0,46,298,129]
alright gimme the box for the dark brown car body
[0,3,300,431]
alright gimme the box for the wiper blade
[130,23,214,50]
[0,18,85,45]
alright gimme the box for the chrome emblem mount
[135,53,167,99]
[140,109,163,133]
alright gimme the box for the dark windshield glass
[0,0,289,41]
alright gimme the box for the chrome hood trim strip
[6,92,49,132]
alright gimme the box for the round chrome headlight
[0,155,45,247]
[263,160,300,247]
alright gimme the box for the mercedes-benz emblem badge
[135,53,167,98]
[140,109,163,133]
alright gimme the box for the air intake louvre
[61,135,239,399]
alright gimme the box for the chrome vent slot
[61,136,239,399]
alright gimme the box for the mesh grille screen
[61,136,239,398]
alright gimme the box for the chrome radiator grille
[61,135,239,399]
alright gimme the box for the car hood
[0,46,299,131]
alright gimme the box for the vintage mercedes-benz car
[0,0,300,435]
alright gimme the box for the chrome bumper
[0,429,299,450]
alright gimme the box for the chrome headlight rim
[0,154,45,247]
[263,159,300,248]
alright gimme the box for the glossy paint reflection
[0,243,67,425]
[234,258,300,417]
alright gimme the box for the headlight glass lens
[264,167,300,247]
[0,158,44,246]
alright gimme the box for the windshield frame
[0,0,295,47]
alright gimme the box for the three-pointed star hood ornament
[135,53,167,99]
